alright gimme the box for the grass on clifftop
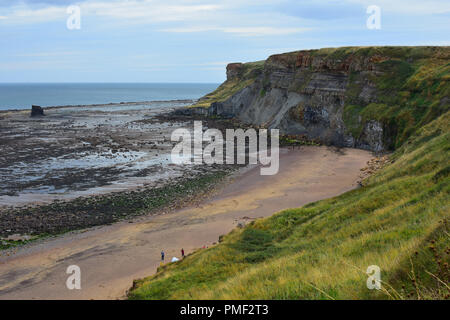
[273,46,449,151]
[129,111,449,300]
[341,47,449,150]
[190,61,264,108]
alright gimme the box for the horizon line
[0,81,222,84]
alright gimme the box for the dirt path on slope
[0,146,372,300]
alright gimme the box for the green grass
[190,61,264,108]
[340,47,449,149]
[128,111,449,300]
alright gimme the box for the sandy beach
[0,146,372,299]
[0,103,238,237]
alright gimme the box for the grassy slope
[129,111,449,300]
[189,61,264,108]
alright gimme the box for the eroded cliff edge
[189,46,449,152]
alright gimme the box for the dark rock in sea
[31,105,45,117]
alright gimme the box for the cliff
[129,47,450,300]
[192,46,450,152]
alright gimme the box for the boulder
[31,105,45,117]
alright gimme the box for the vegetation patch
[129,111,449,300]
[129,48,449,299]
[341,48,449,149]
[190,61,264,108]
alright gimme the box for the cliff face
[196,46,449,152]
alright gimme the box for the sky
[0,0,449,83]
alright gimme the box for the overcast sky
[0,0,449,82]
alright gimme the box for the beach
[1,0,447,303]
[0,145,372,299]
[0,101,199,207]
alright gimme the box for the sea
[0,83,219,111]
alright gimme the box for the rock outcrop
[192,46,450,152]
[31,105,45,117]
[226,63,244,79]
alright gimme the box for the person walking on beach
[161,250,165,262]
[181,248,185,258]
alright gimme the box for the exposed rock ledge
[187,46,450,153]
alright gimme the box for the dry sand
[0,146,372,300]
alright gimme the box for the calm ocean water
[0,83,219,110]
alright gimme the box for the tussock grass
[129,111,449,300]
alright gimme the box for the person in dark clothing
[161,250,165,262]
[181,248,185,258]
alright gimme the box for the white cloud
[345,0,450,15]
[0,5,66,24]
[0,0,312,37]
[80,1,222,21]
[0,0,223,24]
[2,0,450,27]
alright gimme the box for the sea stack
[31,105,44,117]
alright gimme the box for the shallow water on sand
[0,101,198,206]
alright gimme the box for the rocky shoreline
[0,99,196,114]
[0,101,246,249]
[0,100,324,250]
[0,101,197,202]
[0,169,234,249]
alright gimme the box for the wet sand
[0,101,195,207]
[0,146,372,300]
